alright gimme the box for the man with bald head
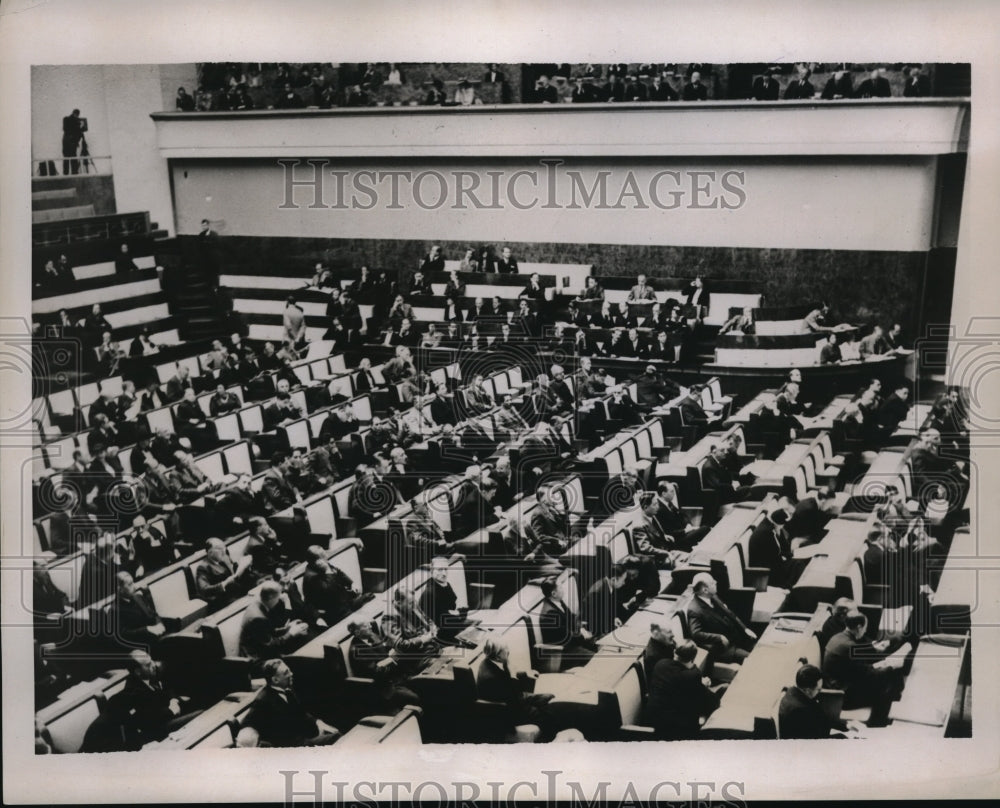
[195,537,254,611]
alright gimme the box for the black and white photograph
[2,1,999,804]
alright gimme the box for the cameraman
[62,109,87,175]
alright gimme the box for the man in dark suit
[747,507,799,589]
[260,452,301,515]
[62,108,86,175]
[822,611,905,727]
[88,390,122,428]
[686,572,757,662]
[115,243,138,275]
[239,580,311,664]
[643,623,677,682]
[902,65,931,97]
[786,489,836,544]
[549,364,575,410]
[301,545,371,625]
[570,75,595,103]
[175,387,217,452]
[109,571,169,648]
[752,68,781,100]
[243,659,339,746]
[821,70,855,99]
[646,641,720,740]
[908,427,968,506]
[784,67,816,99]
[581,564,638,639]
[778,664,855,739]
[419,557,475,645]
[855,68,892,98]
[701,444,753,504]
[683,276,710,320]
[682,71,709,101]
[195,537,254,612]
[496,246,519,274]
[451,472,495,538]
[655,481,711,550]
[163,365,193,404]
[427,383,457,427]
[419,245,445,274]
[476,637,554,739]
[650,74,679,101]
[527,486,573,559]
[876,383,911,437]
[635,365,678,410]
[678,385,714,437]
[632,492,685,566]
[111,650,201,749]
[537,577,596,666]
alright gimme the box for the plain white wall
[169,156,938,252]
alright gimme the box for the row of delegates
[419,244,521,274]
[561,70,712,103]
[750,65,915,100]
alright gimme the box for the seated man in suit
[655,481,711,550]
[635,365,681,410]
[346,620,422,711]
[109,571,170,649]
[786,488,837,546]
[195,537,254,612]
[646,640,721,740]
[678,385,715,438]
[404,492,455,557]
[261,452,302,515]
[779,663,858,739]
[418,557,476,646]
[686,572,757,663]
[302,545,373,626]
[175,387,218,452]
[243,659,339,747]
[526,485,574,560]
[238,580,311,666]
[747,506,803,589]
[244,516,290,581]
[476,637,554,740]
[859,324,890,360]
[909,427,969,508]
[450,469,496,538]
[464,374,495,415]
[823,610,907,727]
[581,563,643,639]
[876,383,911,438]
[381,587,440,674]
[168,449,222,504]
[631,491,688,567]
[643,623,677,682]
[111,650,202,749]
[701,444,754,505]
[537,576,597,667]
[627,273,657,302]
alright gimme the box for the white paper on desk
[793,543,825,559]
[533,673,599,705]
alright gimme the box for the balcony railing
[32,211,150,248]
[32,155,113,178]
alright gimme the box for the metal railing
[32,155,113,177]
[32,211,151,248]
